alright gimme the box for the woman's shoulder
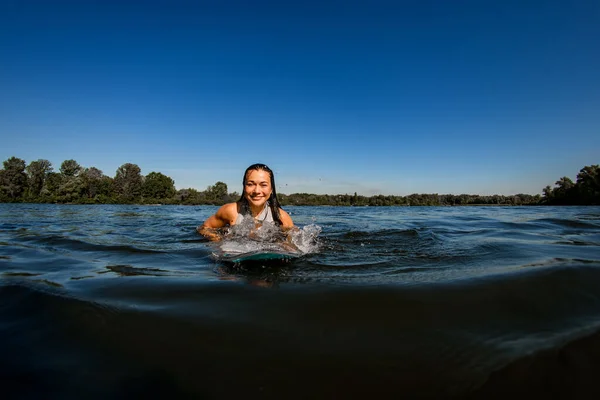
[216,202,239,219]
[277,207,294,228]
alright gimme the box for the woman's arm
[278,208,294,229]
[197,203,237,241]
[277,208,300,251]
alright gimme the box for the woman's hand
[197,225,223,241]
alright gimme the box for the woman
[197,163,294,241]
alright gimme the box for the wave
[104,265,181,277]
[533,217,600,229]
[3,279,600,399]
[11,233,166,254]
[467,326,600,399]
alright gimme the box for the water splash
[290,223,322,254]
[213,218,322,259]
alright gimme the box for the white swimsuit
[235,205,274,225]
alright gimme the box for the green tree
[60,159,82,177]
[176,188,201,204]
[542,185,554,203]
[205,181,228,204]
[576,165,600,205]
[56,159,84,202]
[80,167,105,199]
[42,172,63,201]
[57,175,84,202]
[142,172,176,200]
[26,159,53,199]
[555,176,574,191]
[95,176,115,203]
[0,157,28,201]
[553,176,576,204]
[114,163,143,202]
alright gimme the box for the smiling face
[243,169,273,213]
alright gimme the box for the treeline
[541,164,600,205]
[0,156,237,205]
[0,156,598,206]
[278,192,541,206]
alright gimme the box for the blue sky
[1,0,598,196]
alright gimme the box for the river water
[2,204,600,399]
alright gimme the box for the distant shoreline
[1,201,586,207]
[2,156,598,206]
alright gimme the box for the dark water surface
[2,204,600,399]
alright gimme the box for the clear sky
[1,0,598,196]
